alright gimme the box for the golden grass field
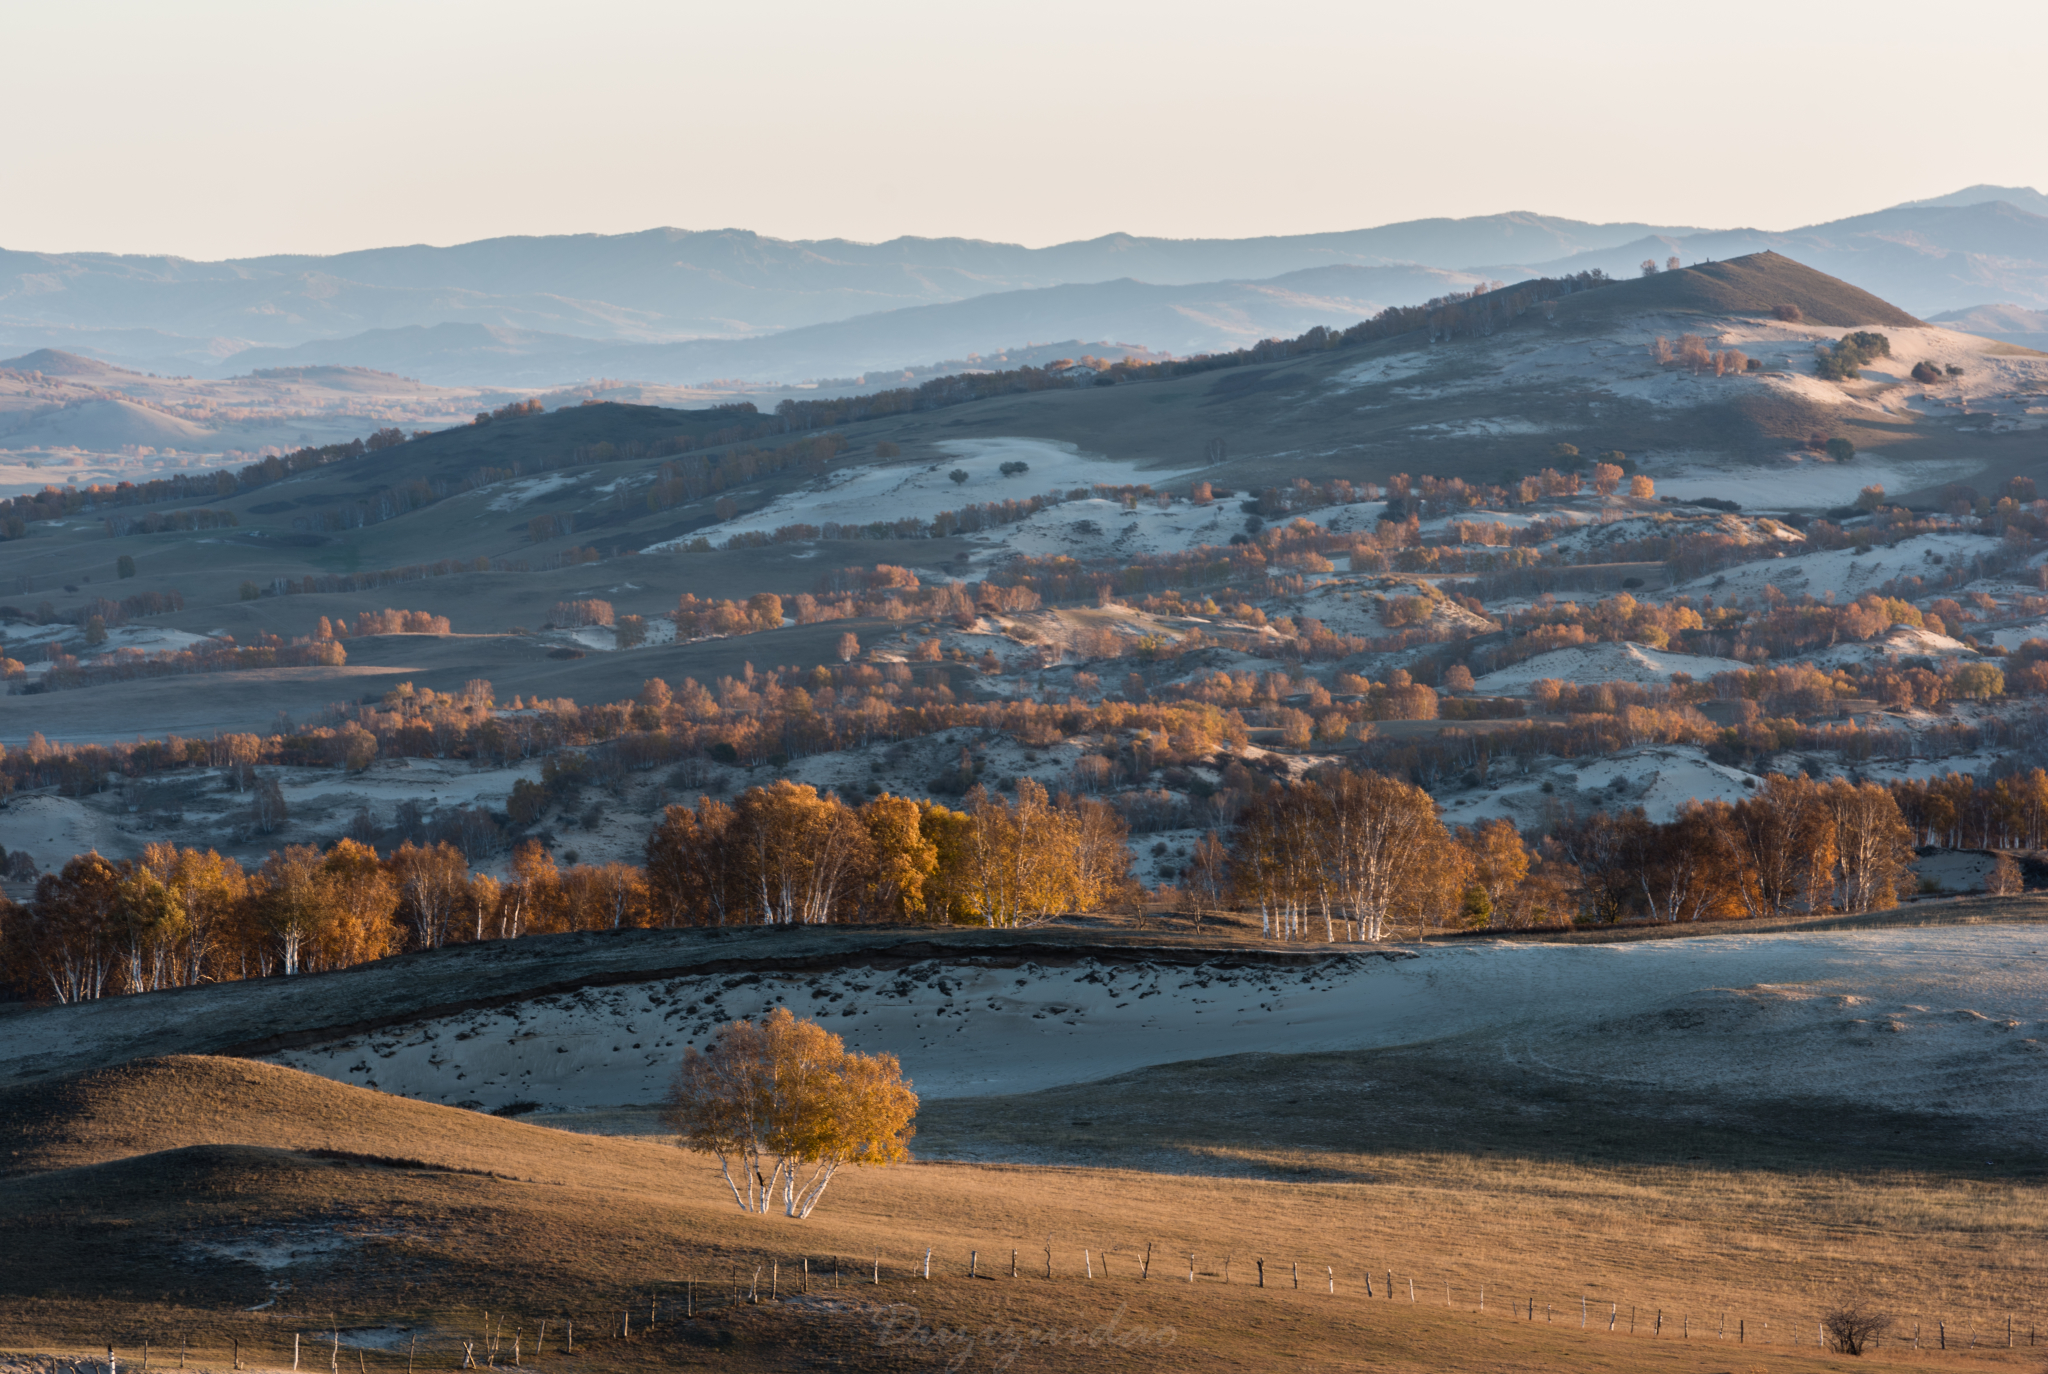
[1,1051,2043,1374]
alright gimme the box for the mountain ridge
[7,190,2047,392]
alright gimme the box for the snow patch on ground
[486,474,580,511]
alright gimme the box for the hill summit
[1552,251,1922,328]
[0,347,138,377]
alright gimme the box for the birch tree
[663,1007,916,1219]
[1820,778,1912,912]
[388,840,470,949]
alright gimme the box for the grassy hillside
[0,1053,2039,1372]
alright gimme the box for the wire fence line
[26,1242,2043,1369]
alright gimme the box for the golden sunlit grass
[0,1056,2043,1372]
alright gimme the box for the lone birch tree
[663,1007,916,1219]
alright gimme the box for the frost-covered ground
[1440,744,1763,827]
[644,438,1208,561]
[263,926,2048,1143]
[1662,530,2003,604]
[1471,641,1748,693]
[1651,455,1973,512]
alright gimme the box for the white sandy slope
[264,927,2048,1140]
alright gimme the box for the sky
[5,0,2045,260]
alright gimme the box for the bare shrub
[1986,852,2024,896]
[1821,1300,1891,1355]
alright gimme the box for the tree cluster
[645,778,1134,927]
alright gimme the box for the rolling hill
[0,250,2039,759]
[1485,197,2048,317]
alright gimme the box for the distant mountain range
[1925,302,2048,351]
[1468,195,2048,324]
[214,264,1490,388]
[2,187,2045,389]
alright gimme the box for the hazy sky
[6,0,2043,260]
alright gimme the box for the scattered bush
[1815,331,1892,382]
